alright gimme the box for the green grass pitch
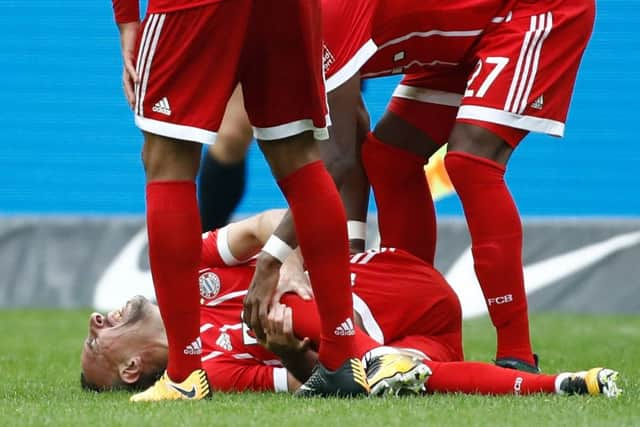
[0,310,638,427]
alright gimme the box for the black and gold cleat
[558,368,621,398]
[366,352,431,397]
[295,358,370,398]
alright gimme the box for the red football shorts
[389,0,595,146]
[133,0,329,144]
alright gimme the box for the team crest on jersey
[323,44,335,73]
[199,272,221,299]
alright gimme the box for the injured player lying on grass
[80,209,620,398]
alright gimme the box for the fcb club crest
[199,271,221,299]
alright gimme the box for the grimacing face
[80,295,167,390]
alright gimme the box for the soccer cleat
[366,353,431,397]
[495,353,540,374]
[295,358,370,398]
[558,368,621,398]
[130,369,211,402]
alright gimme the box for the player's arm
[222,209,288,261]
[203,358,302,393]
[111,1,141,109]
[266,74,370,254]
[322,74,371,252]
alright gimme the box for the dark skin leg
[141,132,202,182]
[373,110,441,158]
[447,123,514,165]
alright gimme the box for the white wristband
[262,235,294,264]
[347,220,367,241]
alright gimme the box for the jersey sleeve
[202,357,289,393]
[112,0,140,23]
[201,226,247,268]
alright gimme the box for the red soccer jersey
[198,228,288,392]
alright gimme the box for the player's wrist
[261,235,293,264]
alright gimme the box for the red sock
[362,132,436,264]
[425,361,557,395]
[444,152,533,364]
[282,293,378,357]
[278,161,355,370]
[146,181,202,382]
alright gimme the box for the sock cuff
[364,132,427,166]
[445,151,506,174]
[554,373,570,395]
[146,181,197,210]
[277,160,330,202]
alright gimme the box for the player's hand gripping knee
[243,252,281,341]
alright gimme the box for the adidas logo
[184,337,202,355]
[334,318,356,336]
[530,95,544,110]
[152,97,172,116]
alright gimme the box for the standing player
[111,0,366,401]
[320,0,596,372]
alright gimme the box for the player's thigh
[134,2,250,147]
[456,0,595,147]
[241,0,328,146]
[377,71,464,157]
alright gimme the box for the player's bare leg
[131,133,211,402]
[445,122,536,371]
[199,85,253,231]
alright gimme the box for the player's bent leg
[363,111,440,264]
[446,123,536,369]
[135,133,211,402]
[424,360,620,397]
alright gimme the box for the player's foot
[130,369,211,402]
[557,368,621,398]
[366,352,431,397]
[495,353,540,373]
[295,358,369,398]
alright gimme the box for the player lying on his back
[80,210,620,398]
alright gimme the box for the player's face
[80,296,162,389]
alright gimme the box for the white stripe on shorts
[137,14,166,117]
[517,12,553,114]
[504,13,551,113]
[135,15,160,115]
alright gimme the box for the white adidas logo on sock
[152,97,172,116]
[184,337,202,355]
[334,318,356,336]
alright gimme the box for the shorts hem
[392,85,463,107]
[135,115,217,144]
[326,39,378,92]
[253,116,330,141]
[456,105,565,137]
